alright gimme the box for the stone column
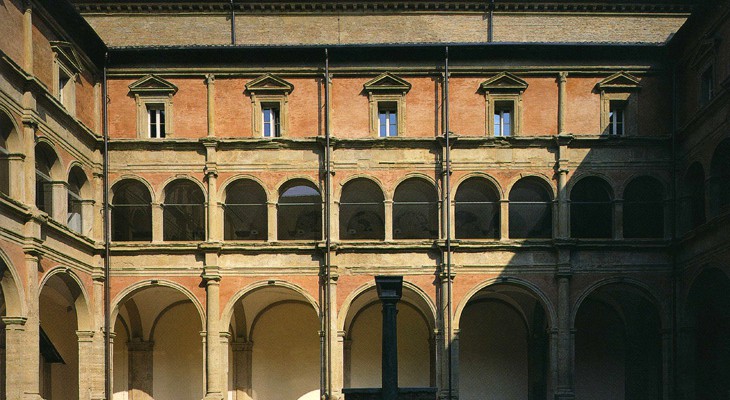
[151,203,163,242]
[384,200,393,241]
[231,341,253,400]
[375,276,403,400]
[203,267,223,400]
[500,199,509,240]
[437,270,456,400]
[22,249,42,400]
[77,330,96,400]
[342,337,352,389]
[3,317,28,400]
[613,200,624,240]
[332,201,340,242]
[22,0,32,74]
[21,120,36,207]
[7,153,25,200]
[92,170,104,241]
[554,273,575,400]
[558,72,568,135]
[206,75,216,137]
[205,167,219,242]
[51,181,67,223]
[80,199,95,237]
[328,273,343,400]
[267,202,277,241]
[127,340,154,400]
[556,135,571,239]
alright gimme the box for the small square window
[262,104,281,138]
[378,102,398,137]
[493,101,513,137]
[608,101,625,136]
[147,105,166,138]
[700,66,714,107]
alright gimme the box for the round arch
[566,172,616,199]
[390,173,440,201]
[110,175,157,204]
[452,172,505,201]
[39,266,93,331]
[158,175,207,203]
[571,277,668,330]
[0,248,25,317]
[504,173,556,200]
[336,174,387,201]
[274,176,323,200]
[219,174,272,204]
[453,276,556,331]
[110,279,205,331]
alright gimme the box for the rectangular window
[262,104,281,138]
[494,102,512,137]
[147,105,166,138]
[608,101,625,136]
[378,102,398,137]
[700,66,714,107]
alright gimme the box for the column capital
[76,330,95,342]
[558,71,569,82]
[2,316,27,326]
[205,74,216,85]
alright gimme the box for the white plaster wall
[40,298,79,400]
[113,321,129,400]
[349,303,431,388]
[251,302,319,400]
[575,300,625,400]
[459,301,528,400]
[153,303,204,400]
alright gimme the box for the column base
[23,394,44,400]
[554,393,575,400]
[202,393,224,400]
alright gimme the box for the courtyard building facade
[0,0,729,399]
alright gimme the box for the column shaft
[204,279,223,399]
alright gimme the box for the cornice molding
[73,1,693,15]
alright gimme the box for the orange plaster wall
[32,17,56,91]
[405,77,439,138]
[449,77,485,136]
[332,77,370,138]
[522,77,559,135]
[218,275,322,316]
[170,78,207,138]
[0,238,29,291]
[638,75,672,136]
[288,78,322,137]
[565,77,601,135]
[214,78,249,138]
[0,0,24,65]
[334,274,437,315]
[108,79,137,138]
[75,70,97,131]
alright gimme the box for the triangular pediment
[128,75,178,95]
[480,72,528,92]
[245,74,293,94]
[363,73,411,93]
[50,41,82,74]
[596,72,641,92]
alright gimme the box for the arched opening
[224,179,267,240]
[508,177,552,239]
[339,179,385,240]
[393,178,438,239]
[454,177,500,239]
[575,283,662,400]
[226,285,319,400]
[570,176,613,239]
[0,257,21,400]
[163,179,205,241]
[686,268,730,400]
[111,180,152,241]
[623,176,664,238]
[709,138,730,217]
[67,166,89,234]
[681,163,706,233]
[39,273,89,400]
[277,179,321,240]
[35,143,59,214]
[343,286,434,389]
[113,285,203,400]
[458,283,549,400]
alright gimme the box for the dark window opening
[455,177,500,239]
[278,180,321,240]
[393,178,438,239]
[570,177,613,239]
[509,178,552,239]
[163,180,205,241]
[224,179,267,240]
[112,180,152,242]
[623,177,664,239]
[340,179,385,240]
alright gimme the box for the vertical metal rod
[102,51,111,400]
[444,45,453,400]
[670,64,678,399]
[488,0,495,42]
[322,47,332,400]
[230,0,236,45]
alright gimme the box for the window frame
[597,72,641,136]
[364,73,411,138]
[246,74,293,138]
[480,72,527,137]
[146,104,166,139]
[492,100,514,137]
[261,102,282,138]
[51,42,81,115]
[377,101,399,138]
[607,100,626,136]
[129,75,178,139]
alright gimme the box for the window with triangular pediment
[364,73,411,137]
[246,74,293,138]
[480,72,528,137]
[129,75,178,138]
[597,72,641,136]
